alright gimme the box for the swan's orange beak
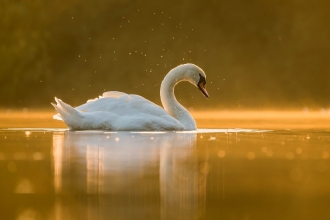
[198,81,209,98]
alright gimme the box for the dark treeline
[1,0,330,109]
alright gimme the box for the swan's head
[182,64,209,98]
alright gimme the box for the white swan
[52,63,209,131]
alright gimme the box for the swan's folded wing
[84,91,127,103]
[102,91,127,98]
[75,93,170,117]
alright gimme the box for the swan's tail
[51,97,83,129]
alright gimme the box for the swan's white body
[52,63,208,131]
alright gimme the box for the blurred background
[1,0,330,109]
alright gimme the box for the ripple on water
[0,128,270,134]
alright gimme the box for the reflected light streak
[178,128,270,133]
[53,133,64,194]
[87,145,97,194]
[98,147,104,194]
[52,133,64,220]
[87,145,104,194]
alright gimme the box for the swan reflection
[160,133,207,220]
[52,131,207,219]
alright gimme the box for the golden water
[1,111,330,220]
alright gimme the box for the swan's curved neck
[160,67,196,130]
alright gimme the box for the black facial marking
[198,74,206,86]
[197,74,209,98]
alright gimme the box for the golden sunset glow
[1,1,330,219]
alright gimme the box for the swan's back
[76,93,168,117]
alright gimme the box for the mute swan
[52,63,209,131]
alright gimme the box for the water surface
[0,111,330,220]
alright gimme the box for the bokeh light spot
[217,150,226,158]
[247,152,255,160]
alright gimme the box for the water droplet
[247,152,255,160]
[217,150,226,158]
[296,148,302,154]
[33,152,44,160]
[15,179,34,193]
[321,151,329,159]
[286,152,294,160]
[8,161,17,173]
[209,136,216,141]
[266,150,273,157]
